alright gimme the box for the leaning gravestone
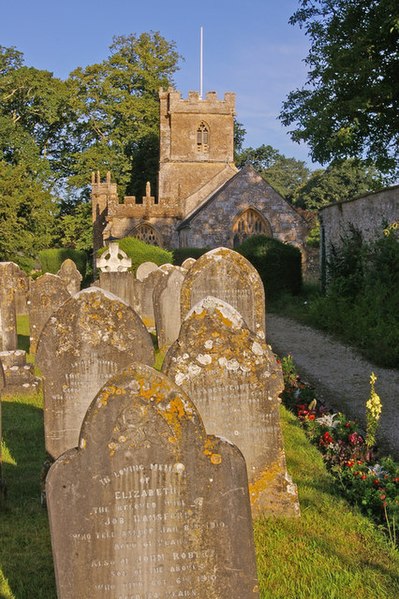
[134,268,165,331]
[57,259,82,295]
[153,266,186,351]
[163,296,299,517]
[0,262,27,351]
[46,363,259,599]
[181,257,196,270]
[28,273,71,355]
[181,247,266,339]
[36,288,154,460]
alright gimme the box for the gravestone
[46,363,259,599]
[181,247,266,339]
[96,242,131,272]
[0,262,27,351]
[36,288,154,460]
[153,267,186,351]
[98,271,137,311]
[0,350,39,394]
[57,259,82,295]
[181,257,196,270]
[136,261,158,282]
[135,269,165,331]
[28,273,71,355]
[163,296,299,517]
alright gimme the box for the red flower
[361,474,367,480]
[320,431,334,446]
[307,414,316,421]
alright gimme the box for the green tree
[292,159,384,210]
[67,32,181,197]
[280,0,399,176]
[236,144,311,199]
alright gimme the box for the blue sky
[0,0,317,167]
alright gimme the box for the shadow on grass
[0,398,56,599]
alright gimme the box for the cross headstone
[163,296,299,517]
[46,363,259,598]
[36,288,155,460]
[96,242,132,272]
[153,267,186,351]
[57,259,83,295]
[180,247,266,339]
[28,273,71,355]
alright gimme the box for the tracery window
[132,223,162,247]
[197,122,209,153]
[232,209,272,247]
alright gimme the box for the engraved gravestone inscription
[180,247,266,339]
[163,296,299,517]
[36,288,154,460]
[28,273,71,355]
[46,363,259,599]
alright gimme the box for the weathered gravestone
[57,259,82,295]
[134,268,165,331]
[136,261,158,282]
[153,267,186,351]
[181,247,266,339]
[28,273,71,355]
[46,363,259,599]
[0,262,28,351]
[163,296,299,517]
[181,257,196,270]
[0,350,39,394]
[36,288,154,460]
[98,271,137,312]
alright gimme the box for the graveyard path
[266,313,399,459]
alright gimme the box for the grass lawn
[1,390,399,599]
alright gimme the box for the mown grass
[1,391,399,599]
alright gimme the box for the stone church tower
[91,87,309,259]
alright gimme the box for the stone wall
[319,185,399,266]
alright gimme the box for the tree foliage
[67,32,181,197]
[280,0,399,176]
[236,144,311,199]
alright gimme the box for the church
[91,87,309,259]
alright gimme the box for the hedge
[38,248,87,278]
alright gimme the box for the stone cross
[36,288,154,460]
[163,296,299,517]
[180,247,266,339]
[46,363,259,598]
[96,242,132,272]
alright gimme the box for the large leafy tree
[280,0,399,176]
[67,32,181,197]
[236,144,311,199]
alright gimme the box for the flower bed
[279,354,399,545]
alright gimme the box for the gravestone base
[0,350,40,394]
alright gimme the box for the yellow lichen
[248,462,281,505]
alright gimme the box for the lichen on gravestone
[163,295,300,517]
[46,363,259,599]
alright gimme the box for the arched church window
[197,122,209,153]
[232,209,272,247]
[131,223,162,247]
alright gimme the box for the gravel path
[266,313,399,459]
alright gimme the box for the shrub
[237,235,302,298]
[172,247,209,266]
[98,237,173,274]
[38,248,87,277]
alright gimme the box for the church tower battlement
[158,88,237,215]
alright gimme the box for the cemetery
[1,244,399,598]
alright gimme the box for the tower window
[197,122,209,153]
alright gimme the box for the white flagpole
[200,26,204,99]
